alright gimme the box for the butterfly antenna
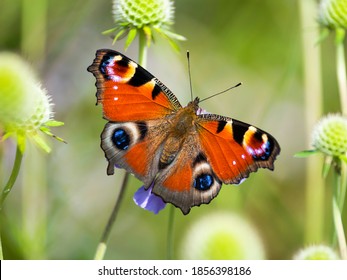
[199,82,242,103]
[187,50,194,101]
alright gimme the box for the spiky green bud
[0,52,64,152]
[294,244,339,260]
[318,0,347,29]
[113,0,174,29]
[180,212,265,260]
[104,0,185,51]
[312,114,347,158]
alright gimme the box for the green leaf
[44,120,64,127]
[112,29,127,44]
[39,127,67,144]
[102,27,119,35]
[2,131,13,142]
[161,29,187,41]
[335,28,346,45]
[153,27,182,52]
[322,156,333,178]
[339,154,347,164]
[31,133,51,153]
[143,26,152,47]
[125,28,137,50]
[316,28,330,45]
[294,149,319,158]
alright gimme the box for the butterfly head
[187,97,205,115]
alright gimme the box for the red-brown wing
[151,133,223,215]
[87,49,182,121]
[197,114,280,184]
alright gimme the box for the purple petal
[196,107,209,115]
[133,184,166,214]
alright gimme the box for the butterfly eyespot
[100,55,112,75]
[112,128,130,150]
[247,139,272,160]
[259,141,271,160]
[194,174,214,191]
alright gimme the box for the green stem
[0,144,23,260]
[94,172,129,260]
[0,232,3,260]
[138,30,148,68]
[332,197,347,259]
[166,204,175,260]
[336,28,347,115]
[0,145,23,210]
[338,161,347,212]
[22,147,47,259]
[299,0,324,244]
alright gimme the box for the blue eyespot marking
[261,140,271,159]
[194,174,214,191]
[247,140,272,160]
[112,128,130,150]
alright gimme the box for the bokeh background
[1,0,345,259]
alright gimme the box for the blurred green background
[0,0,345,259]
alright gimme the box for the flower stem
[0,145,23,210]
[94,172,129,260]
[336,28,347,115]
[338,161,347,211]
[332,197,347,259]
[299,0,324,243]
[138,30,147,68]
[166,204,175,259]
[0,144,23,260]
[0,232,3,260]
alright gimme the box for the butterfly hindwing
[151,133,222,215]
[101,119,171,185]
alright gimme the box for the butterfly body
[88,49,280,214]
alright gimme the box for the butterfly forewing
[87,49,182,122]
[197,114,280,184]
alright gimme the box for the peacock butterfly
[87,49,280,214]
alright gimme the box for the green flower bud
[318,0,347,29]
[0,52,63,152]
[311,114,347,157]
[180,212,265,260]
[0,53,39,128]
[113,0,174,28]
[105,0,185,51]
[294,245,339,260]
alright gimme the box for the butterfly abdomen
[157,103,199,168]
[158,136,181,169]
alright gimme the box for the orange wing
[87,49,182,121]
[197,114,280,184]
